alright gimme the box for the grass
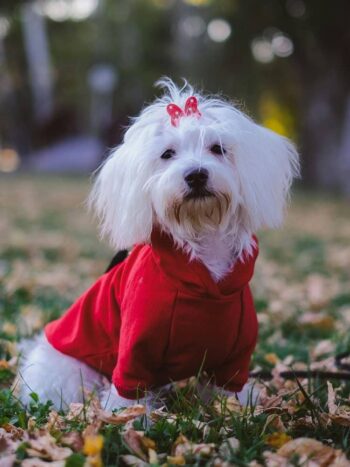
[1,174,350,466]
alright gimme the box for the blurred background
[0,0,349,192]
[0,2,350,415]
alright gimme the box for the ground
[1,174,350,466]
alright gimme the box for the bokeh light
[0,148,20,173]
[207,19,231,43]
[179,15,206,38]
[271,33,294,57]
[251,38,274,63]
[35,0,99,22]
[0,16,10,39]
[251,30,294,62]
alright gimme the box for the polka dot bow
[166,96,201,127]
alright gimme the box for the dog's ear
[89,138,153,250]
[235,123,300,231]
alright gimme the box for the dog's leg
[19,334,104,410]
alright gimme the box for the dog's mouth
[168,192,231,229]
[184,189,215,201]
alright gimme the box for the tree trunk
[300,67,349,192]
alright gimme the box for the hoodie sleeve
[112,267,177,399]
[214,286,258,392]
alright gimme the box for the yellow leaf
[167,455,186,465]
[148,448,158,464]
[265,432,292,449]
[141,436,156,450]
[83,435,104,456]
[264,353,280,365]
[299,312,335,331]
[0,359,10,369]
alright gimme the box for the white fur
[19,78,299,410]
[19,335,254,411]
[90,78,299,280]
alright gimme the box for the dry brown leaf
[262,414,287,433]
[97,404,146,425]
[277,437,341,465]
[299,312,335,331]
[330,413,350,427]
[214,396,242,416]
[26,434,72,461]
[0,427,22,459]
[123,429,148,461]
[66,397,101,425]
[311,340,335,359]
[122,454,149,466]
[306,275,330,311]
[22,459,65,467]
[45,410,66,432]
[167,455,186,465]
[219,437,240,458]
[60,431,83,451]
[173,434,216,457]
[327,381,338,415]
[2,423,25,441]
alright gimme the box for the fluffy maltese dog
[19,78,299,411]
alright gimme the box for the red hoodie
[45,229,258,399]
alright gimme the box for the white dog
[19,78,299,411]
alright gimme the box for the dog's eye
[161,149,175,160]
[210,144,226,156]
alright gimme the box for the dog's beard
[166,192,231,237]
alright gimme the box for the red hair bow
[166,96,201,127]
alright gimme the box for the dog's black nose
[185,168,209,189]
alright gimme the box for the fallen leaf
[22,459,65,467]
[306,275,330,311]
[167,455,186,465]
[264,353,280,366]
[173,434,216,457]
[214,396,242,416]
[219,437,240,458]
[123,429,148,461]
[83,435,104,457]
[97,404,146,425]
[122,454,149,466]
[26,433,72,461]
[311,340,335,359]
[60,431,83,452]
[265,432,292,449]
[299,312,335,331]
[276,437,340,465]
[327,381,338,415]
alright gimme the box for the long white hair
[89,78,299,279]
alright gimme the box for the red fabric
[45,230,259,399]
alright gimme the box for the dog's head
[90,78,299,255]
